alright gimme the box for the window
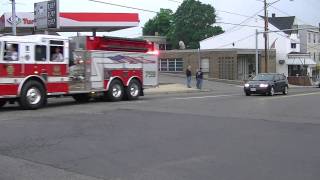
[3,43,19,61]
[281,75,287,80]
[50,46,64,62]
[35,45,47,61]
[50,40,64,62]
[159,58,184,72]
[291,43,297,49]
[308,33,311,43]
[314,34,317,43]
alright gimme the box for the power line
[217,33,256,48]
[223,8,265,34]
[87,0,158,13]
[216,22,264,28]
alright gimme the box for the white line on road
[174,94,239,100]
[261,92,320,100]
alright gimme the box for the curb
[160,73,243,85]
[144,89,211,95]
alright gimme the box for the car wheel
[245,92,251,96]
[269,86,275,96]
[107,79,124,102]
[0,100,6,108]
[19,81,46,110]
[73,94,91,103]
[283,86,288,95]
[125,79,141,100]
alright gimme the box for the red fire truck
[0,35,159,109]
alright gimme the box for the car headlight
[259,84,269,88]
[244,83,250,87]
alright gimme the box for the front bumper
[244,86,270,94]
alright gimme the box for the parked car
[244,73,289,96]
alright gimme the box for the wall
[159,49,276,80]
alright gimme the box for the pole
[264,0,268,73]
[198,48,201,69]
[255,29,259,75]
[11,0,17,36]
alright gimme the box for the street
[0,75,320,180]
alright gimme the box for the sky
[1,0,319,38]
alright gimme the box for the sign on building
[34,0,59,30]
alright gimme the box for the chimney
[272,13,276,18]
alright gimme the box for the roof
[0,12,140,34]
[0,35,68,43]
[259,15,295,35]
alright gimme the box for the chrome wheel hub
[130,84,139,97]
[112,84,122,98]
[26,88,41,105]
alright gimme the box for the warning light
[147,50,159,56]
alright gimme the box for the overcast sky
[1,0,319,37]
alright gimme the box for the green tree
[169,0,223,49]
[143,9,174,36]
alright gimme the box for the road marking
[175,94,239,100]
[261,92,320,100]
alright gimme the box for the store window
[160,58,184,72]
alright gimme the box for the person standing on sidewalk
[186,65,192,88]
[196,68,204,89]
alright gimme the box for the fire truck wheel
[107,80,124,101]
[0,100,6,108]
[125,79,141,100]
[19,81,46,110]
[72,94,91,103]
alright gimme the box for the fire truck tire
[125,79,141,100]
[0,100,6,108]
[107,79,124,102]
[19,81,46,110]
[72,94,91,103]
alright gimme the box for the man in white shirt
[51,47,64,62]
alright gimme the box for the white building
[200,14,316,77]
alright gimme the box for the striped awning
[286,58,316,65]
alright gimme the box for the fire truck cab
[0,35,158,109]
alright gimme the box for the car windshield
[252,74,275,81]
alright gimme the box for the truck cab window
[3,43,19,61]
[50,46,64,62]
[35,45,47,61]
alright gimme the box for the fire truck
[0,35,159,109]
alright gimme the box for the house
[200,14,317,78]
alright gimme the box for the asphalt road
[0,77,320,180]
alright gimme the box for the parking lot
[0,74,320,180]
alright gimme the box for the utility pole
[11,0,17,36]
[264,0,268,73]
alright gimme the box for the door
[273,75,282,92]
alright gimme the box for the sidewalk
[161,73,243,85]
[144,84,207,95]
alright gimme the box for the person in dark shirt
[186,65,192,88]
[196,68,204,89]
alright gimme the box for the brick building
[159,49,276,81]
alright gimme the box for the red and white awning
[0,12,140,33]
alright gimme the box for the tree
[143,9,173,36]
[168,0,223,49]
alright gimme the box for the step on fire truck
[0,35,159,109]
